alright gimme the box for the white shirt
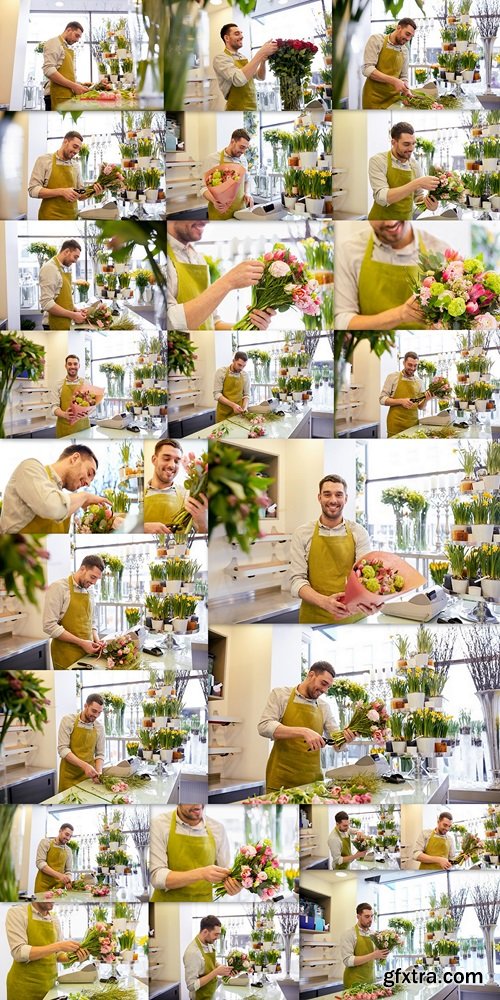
[184,937,217,997]
[213,365,251,402]
[6,904,62,963]
[328,827,355,867]
[43,35,73,80]
[149,810,230,891]
[413,828,456,861]
[334,225,447,330]
[289,518,371,599]
[258,686,339,740]
[368,152,423,208]
[39,257,71,316]
[341,925,375,967]
[57,712,105,762]
[36,838,73,874]
[43,576,98,639]
[213,50,249,99]
[379,370,424,405]
[28,153,83,200]
[0,459,71,533]
[363,33,409,82]
[201,151,249,198]
[167,235,221,331]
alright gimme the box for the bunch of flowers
[244,775,379,805]
[371,929,404,952]
[234,243,320,331]
[208,442,273,552]
[203,164,246,214]
[209,424,229,440]
[62,922,117,966]
[0,334,45,437]
[411,376,452,405]
[329,699,390,750]
[76,504,115,533]
[0,535,48,605]
[0,672,50,750]
[353,558,405,595]
[44,887,67,899]
[90,884,111,896]
[453,832,484,866]
[352,832,373,851]
[328,679,368,703]
[340,984,401,1000]
[269,40,319,110]
[222,949,253,983]
[124,607,141,627]
[79,302,114,329]
[430,169,465,202]
[167,451,208,532]
[82,163,124,199]
[168,333,198,377]
[284,867,299,890]
[71,387,99,409]
[414,248,500,329]
[102,634,140,669]
[248,415,266,438]
[214,840,282,900]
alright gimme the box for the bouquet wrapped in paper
[79,302,114,329]
[203,163,246,213]
[410,376,452,405]
[340,552,426,615]
[453,831,484,866]
[81,163,124,199]
[371,929,404,953]
[68,382,105,419]
[222,949,252,983]
[329,698,391,750]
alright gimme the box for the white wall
[334,114,368,217]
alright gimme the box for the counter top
[237,775,449,805]
[185,405,312,440]
[0,765,55,792]
[42,765,184,805]
[74,424,164,440]
[73,305,157,332]
[218,981,286,1000]
[75,632,206,670]
[149,981,181,1000]
[0,633,48,660]
[46,975,148,1000]
[208,589,299,625]
[363,591,500,625]
[33,884,146,903]
[393,420,495,440]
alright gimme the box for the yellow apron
[343,926,376,988]
[47,256,74,331]
[337,832,353,871]
[368,151,416,221]
[224,50,257,110]
[266,687,324,793]
[50,37,76,110]
[208,149,246,221]
[51,575,92,670]
[299,522,365,625]
[38,153,78,221]
[56,379,91,437]
[21,464,71,534]
[216,368,245,422]
[419,831,449,871]
[387,372,420,437]
[167,244,214,331]
[194,937,218,1000]
[58,715,98,792]
[358,233,426,330]
[151,811,216,902]
[362,36,404,109]
[6,904,57,1000]
[34,840,68,893]
[144,485,186,527]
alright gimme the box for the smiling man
[144,439,208,535]
[39,239,88,330]
[380,350,431,437]
[362,18,417,109]
[202,129,253,218]
[213,23,278,110]
[289,474,371,625]
[29,131,103,221]
[150,804,240,901]
[34,823,75,893]
[368,122,439,220]
[43,554,105,669]
[167,221,275,331]
[43,21,90,111]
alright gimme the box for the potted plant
[141,701,155,728]
[144,167,162,202]
[264,949,281,973]
[389,711,406,754]
[457,443,480,491]
[388,676,407,710]
[406,668,426,710]
[444,542,468,593]
[139,728,154,760]
[303,167,330,217]
[415,624,434,666]
[26,241,58,270]
[482,441,500,491]
[469,492,495,544]
[393,633,411,667]
[479,543,500,601]
[145,593,165,629]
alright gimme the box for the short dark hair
[80,555,105,572]
[64,130,84,142]
[398,17,417,29]
[200,915,221,931]
[308,660,335,680]
[234,351,248,362]
[319,474,347,493]
[58,444,98,469]
[65,21,84,32]
[154,439,182,457]
[390,121,414,140]
[221,22,238,41]
[357,902,373,916]
[231,129,251,142]
[85,693,104,707]
[404,351,419,362]
[60,239,81,252]
[65,354,80,363]
[335,811,349,823]
[60,823,74,832]
[438,811,453,821]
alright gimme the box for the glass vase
[278,75,303,111]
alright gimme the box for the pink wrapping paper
[340,551,426,615]
[204,163,246,213]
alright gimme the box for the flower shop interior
[336,331,500,440]
[167,330,334,441]
[206,621,500,806]
[2,330,169,441]
[206,437,500,625]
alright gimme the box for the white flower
[284,283,298,293]
[269,260,291,278]
[366,709,380,722]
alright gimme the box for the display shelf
[227,559,290,580]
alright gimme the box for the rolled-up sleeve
[289,524,312,598]
[341,927,362,968]
[334,240,362,330]
[149,814,172,891]
[258,688,288,739]
[43,580,67,639]
[36,838,51,872]
[379,372,397,405]
[21,460,70,522]
[213,367,227,402]
[95,724,105,761]
[328,830,342,867]
[362,35,383,78]
[184,941,207,995]
[43,37,64,79]
[6,908,62,963]
[368,152,391,208]
[39,262,63,313]
[28,155,50,200]
[58,715,75,760]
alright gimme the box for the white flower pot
[138,156,152,169]
[160,685,175,698]
[146,189,159,202]
[116,49,129,58]
[439,956,450,966]
[152,752,160,762]
[120,949,133,961]
[284,196,297,210]
[168,717,181,728]
[407,691,425,710]
[123,72,135,84]
[469,370,481,382]
[115,864,125,874]
[137,193,146,203]
[175,544,188,557]
[470,524,494,543]
[151,618,163,631]
[155,715,167,728]
[491,196,500,210]
[109,841,119,850]
[110,74,119,84]
[267,965,277,974]
[182,582,195,594]
[165,580,181,594]
[475,399,491,412]
[456,40,468,51]
[160,748,174,763]
[483,200,492,210]
[127,191,137,201]
[460,13,471,22]
[142,749,153,760]
[482,578,500,601]
[305,196,325,217]
[392,740,407,754]
[137,128,153,139]
[462,70,474,81]
[406,745,418,756]
[100,865,109,874]
[488,854,499,864]
[414,652,429,666]
[446,72,456,81]
[113,919,127,931]
[148,405,161,416]
[468,584,482,598]
[482,474,500,490]
[417,736,436,756]
[483,158,498,171]
[472,479,484,492]
[451,577,468,594]
[142,378,155,388]
[133,406,142,415]
[469,197,481,208]
[299,151,317,168]
[321,154,333,169]
[172,617,188,634]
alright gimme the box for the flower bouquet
[410,376,452,405]
[244,774,380,805]
[340,552,426,615]
[77,302,114,329]
[329,698,391,750]
[81,163,124,199]
[213,840,282,900]
[102,634,140,669]
[248,415,266,438]
[163,450,208,533]
[453,832,484,866]
[90,884,111,896]
[269,39,319,110]
[68,383,105,421]
[203,164,246,214]
[352,832,373,851]
[371,929,404,954]
[0,334,45,437]
[414,248,500,329]
[208,442,273,552]
[234,243,320,331]
[75,504,115,533]
[124,607,141,628]
[430,169,465,203]
[44,887,68,899]
[340,984,402,1000]
[62,922,117,966]
[222,949,253,983]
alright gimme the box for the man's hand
[244,193,254,208]
[355,850,367,859]
[225,260,265,290]
[223,876,241,896]
[399,398,418,409]
[79,494,112,509]
[259,40,279,60]
[93,182,104,195]
[392,78,412,96]
[320,593,351,618]
[59,939,85,954]
[373,948,390,960]
[81,762,98,779]
[185,493,208,533]
[61,873,73,886]
[232,403,244,414]
[424,195,439,211]
[419,176,440,192]
[59,187,79,202]
[71,83,89,95]
[199,865,232,884]
[301,728,326,751]
[144,522,172,534]
[435,857,452,870]
[216,965,233,978]
[423,390,432,400]
[71,311,88,324]
[80,639,103,656]
[398,295,425,326]
[342,727,356,743]
[247,307,276,330]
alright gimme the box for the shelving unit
[208,629,227,701]
[224,533,291,582]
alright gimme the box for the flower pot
[151,618,163,631]
[470,524,494,543]
[468,584,482,598]
[414,652,429,666]
[446,72,456,81]
[461,13,471,22]
[175,543,188,557]
[173,617,188,634]
[439,956,450,966]
[459,478,474,492]
[152,752,160,762]
[392,740,407,754]
[120,949,133,962]
[491,196,500,210]
[284,195,297,210]
[115,864,125,874]
[137,156,152,169]
[109,840,119,850]
[462,70,474,82]
[127,191,137,201]
[483,158,498,171]
[451,577,468,594]
[146,189,159,202]
[267,965,277,974]
[142,749,153,760]
[451,525,468,541]
[469,196,481,208]
[417,736,436,756]
[482,473,500,490]
[160,748,174,763]
[472,478,484,492]
[305,196,325,217]
[155,715,167,728]
[114,919,127,931]
[100,865,109,874]
[456,40,468,51]
[299,151,317,168]
[482,578,500,601]
[407,691,425,710]
[427,696,445,709]
[164,580,181,594]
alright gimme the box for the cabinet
[7,770,56,803]
[0,637,49,669]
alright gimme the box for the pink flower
[444,247,462,261]
[366,709,380,722]
[422,276,434,287]
[241,844,257,857]
[44,891,54,899]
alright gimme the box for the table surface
[0,764,54,791]
[393,421,494,440]
[238,775,449,805]
[41,765,183,805]
[184,406,312,440]
[74,424,163,440]
[75,633,206,670]
[46,975,148,1000]
[0,632,48,659]
[32,886,145,903]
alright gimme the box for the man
[328,812,368,871]
[34,823,74,893]
[144,439,208,535]
[50,354,96,437]
[334,221,447,330]
[340,903,390,988]
[0,443,109,534]
[362,19,416,109]
[289,474,371,625]
[6,901,88,1000]
[57,692,105,792]
[214,351,250,422]
[413,811,456,870]
[257,661,355,793]
[43,555,105,670]
[380,350,431,437]
[150,804,241,901]
[167,221,275,331]
[368,122,439,220]
[39,239,87,331]
[213,24,277,111]
[184,915,233,1000]
[43,21,90,111]
[29,131,104,221]
[202,129,253,219]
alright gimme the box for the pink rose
[269,260,291,278]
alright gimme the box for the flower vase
[278,75,303,111]
[481,924,497,983]
[476,689,500,788]
[483,35,496,92]
[77,287,89,303]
